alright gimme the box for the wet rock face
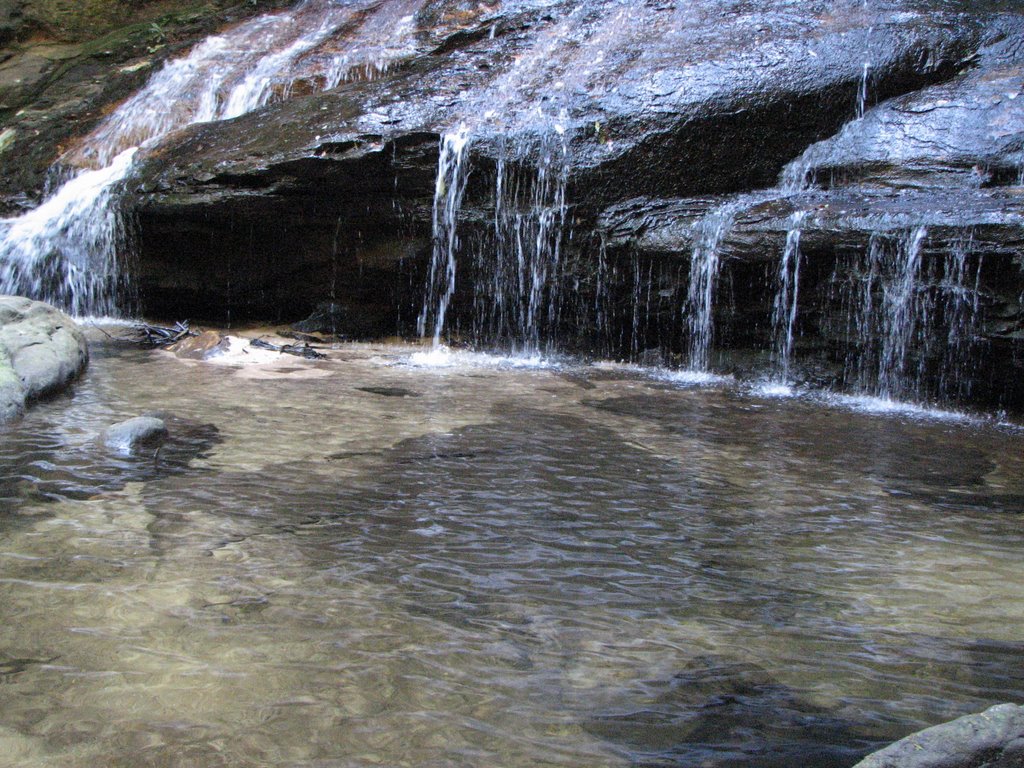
[127,0,1002,325]
[9,0,1023,407]
[0,0,298,214]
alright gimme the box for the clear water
[1,337,1023,768]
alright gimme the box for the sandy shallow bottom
[0,332,1022,768]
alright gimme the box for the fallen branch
[133,321,197,348]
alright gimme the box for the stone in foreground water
[853,703,1024,768]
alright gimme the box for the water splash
[770,210,808,382]
[418,126,472,345]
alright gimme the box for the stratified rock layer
[4,0,1024,409]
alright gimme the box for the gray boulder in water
[853,703,1024,768]
[101,416,169,453]
[0,295,88,423]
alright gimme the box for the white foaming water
[821,392,975,423]
[0,0,427,316]
[203,336,284,366]
[403,345,556,370]
[750,380,797,398]
[592,360,732,387]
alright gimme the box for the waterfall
[770,211,808,381]
[472,128,569,354]
[840,228,928,399]
[934,233,983,399]
[0,149,137,318]
[0,0,420,316]
[878,227,927,396]
[832,226,985,402]
[418,127,472,346]
[686,202,741,371]
[856,60,872,120]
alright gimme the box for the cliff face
[3,0,1024,409]
[0,0,295,212]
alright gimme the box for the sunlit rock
[0,294,87,422]
[853,703,1024,768]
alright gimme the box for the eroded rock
[0,295,87,422]
[853,703,1024,768]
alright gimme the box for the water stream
[1,338,1023,767]
[685,202,744,371]
[418,126,472,345]
[770,211,808,383]
[0,0,426,317]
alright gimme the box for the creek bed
[0,336,1023,767]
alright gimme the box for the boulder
[852,703,1024,768]
[100,415,169,452]
[167,329,230,360]
[0,295,87,422]
[0,344,24,421]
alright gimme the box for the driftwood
[250,337,327,360]
[134,321,197,347]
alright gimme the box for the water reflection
[0,338,1022,767]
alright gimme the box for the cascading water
[0,0,424,317]
[686,202,742,371]
[468,126,570,354]
[770,210,808,382]
[0,149,137,317]
[418,126,472,346]
[830,226,986,403]
[857,60,872,120]
[939,234,983,397]
[417,0,664,352]
[878,226,927,397]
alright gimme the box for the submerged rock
[101,415,168,452]
[853,703,1024,768]
[0,295,88,422]
[167,329,230,360]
